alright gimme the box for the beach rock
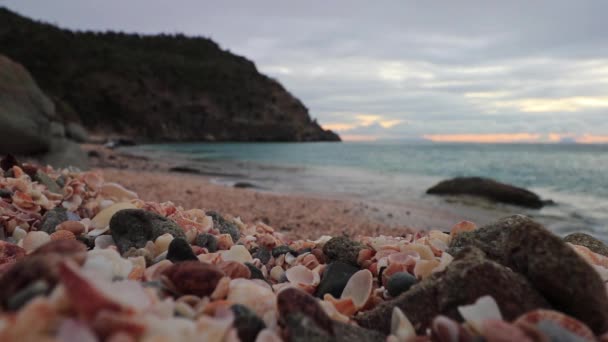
[315,261,359,298]
[39,207,69,233]
[284,313,386,342]
[33,170,61,194]
[194,233,218,253]
[206,211,240,243]
[110,209,186,254]
[230,304,266,342]
[162,261,224,297]
[166,238,197,263]
[563,232,608,257]
[322,236,365,266]
[253,247,271,264]
[65,122,88,143]
[426,177,545,209]
[0,54,53,155]
[233,182,257,189]
[0,188,12,198]
[272,245,295,258]
[278,287,334,335]
[356,247,549,334]
[448,215,608,334]
[386,272,417,297]
[244,263,266,281]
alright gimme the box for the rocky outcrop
[426,177,546,208]
[0,54,87,168]
[0,8,340,143]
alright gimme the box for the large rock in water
[448,215,608,334]
[0,55,54,154]
[563,232,608,257]
[356,247,549,334]
[426,177,545,208]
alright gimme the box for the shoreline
[82,144,520,239]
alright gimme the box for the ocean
[128,142,608,241]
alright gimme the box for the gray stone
[195,233,218,252]
[230,304,266,342]
[39,207,68,233]
[315,261,359,298]
[166,238,197,263]
[386,272,417,298]
[356,247,549,335]
[563,232,608,257]
[322,236,365,266]
[110,209,186,254]
[33,170,61,194]
[65,122,88,143]
[206,211,240,243]
[448,215,608,334]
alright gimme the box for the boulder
[65,122,88,143]
[426,177,545,208]
[563,232,608,257]
[0,55,54,154]
[448,215,608,334]
[356,247,549,334]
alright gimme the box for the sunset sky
[4,0,608,142]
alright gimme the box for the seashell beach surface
[1,155,608,342]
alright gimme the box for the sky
[3,0,608,143]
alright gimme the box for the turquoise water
[132,142,608,239]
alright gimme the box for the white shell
[222,245,253,263]
[11,227,27,242]
[22,231,51,253]
[341,269,373,309]
[391,307,415,341]
[90,202,136,230]
[457,295,502,333]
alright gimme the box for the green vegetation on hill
[0,7,340,142]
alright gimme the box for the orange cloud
[423,133,541,143]
[576,134,608,144]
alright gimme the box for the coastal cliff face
[0,8,340,142]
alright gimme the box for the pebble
[322,236,365,266]
[271,245,295,258]
[386,272,417,297]
[166,238,197,263]
[39,207,69,234]
[110,209,187,254]
[252,247,271,264]
[244,262,265,280]
[0,188,12,198]
[230,304,267,342]
[563,232,608,257]
[206,211,240,243]
[33,170,62,194]
[315,261,359,298]
[194,233,218,252]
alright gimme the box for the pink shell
[514,309,595,341]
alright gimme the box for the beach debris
[2,164,608,340]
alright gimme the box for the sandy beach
[82,144,515,240]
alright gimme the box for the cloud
[5,0,608,142]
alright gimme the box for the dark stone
[5,280,49,311]
[0,188,12,198]
[206,211,240,243]
[233,182,257,189]
[272,245,295,258]
[87,150,101,158]
[448,215,608,334]
[230,304,266,342]
[33,170,61,194]
[253,247,271,264]
[563,232,608,257]
[169,166,201,174]
[194,233,218,253]
[322,236,365,266]
[0,154,18,172]
[386,272,417,297]
[278,287,334,335]
[166,238,197,263]
[110,209,187,254]
[426,177,545,209]
[161,261,224,297]
[315,261,359,298]
[284,313,385,342]
[245,263,265,281]
[39,207,68,233]
[356,247,549,335]
[76,235,95,250]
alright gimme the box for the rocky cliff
[0,8,340,142]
